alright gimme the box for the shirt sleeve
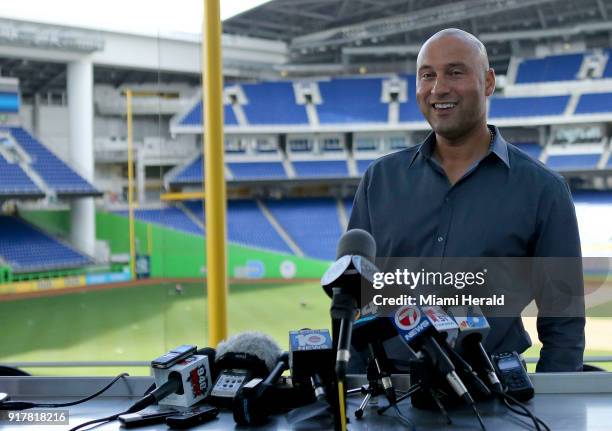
[532,177,585,372]
[347,168,372,232]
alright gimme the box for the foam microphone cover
[216,331,281,375]
[336,229,376,261]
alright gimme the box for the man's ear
[485,68,496,97]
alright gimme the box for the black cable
[392,404,417,431]
[471,404,487,431]
[501,393,550,431]
[68,410,127,431]
[0,373,129,411]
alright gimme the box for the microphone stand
[330,287,358,431]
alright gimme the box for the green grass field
[1,281,611,376]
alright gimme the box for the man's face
[416,35,495,140]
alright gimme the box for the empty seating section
[318,78,387,123]
[226,200,292,253]
[241,82,308,125]
[514,142,542,160]
[489,96,569,118]
[546,154,602,170]
[344,198,353,222]
[171,155,203,184]
[292,160,348,177]
[8,128,97,195]
[228,162,286,179]
[575,93,612,114]
[0,155,42,196]
[266,198,342,260]
[398,75,425,122]
[180,102,237,126]
[116,207,203,235]
[0,216,91,272]
[572,190,612,204]
[356,159,375,175]
[515,53,583,83]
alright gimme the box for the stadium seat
[4,128,98,196]
[227,162,287,179]
[0,154,43,197]
[292,160,349,178]
[398,74,426,122]
[179,97,238,126]
[489,96,569,118]
[242,82,308,125]
[0,216,92,272]
[546,154,602,170]
[318,77,387,124]
[515,53,584,83]
[115,207,203,235]
[575,92,612,114]
[266,198,342,260]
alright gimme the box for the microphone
[132,352,213,411]
[289,329,334,401]
[446,306,503,394]
[232,352,289,426]
[390,305,476,406]
[209,331,281,407]
[321,229,378,379]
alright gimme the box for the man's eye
[421,73,433,80]
[451,70,463,76]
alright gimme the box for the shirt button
[437,236,444,242]
[445,197,450,203]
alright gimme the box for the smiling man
[348,29,585,373]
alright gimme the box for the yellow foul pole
[126,89,136,280]
[202,0,228,345]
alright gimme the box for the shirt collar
[409,125,510,169]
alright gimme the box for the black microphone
[209,331,281,407]
[446,306,503,394]
[321,229,378,379]
[390,305,476,406]
[232,352,290,426]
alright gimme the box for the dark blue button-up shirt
[348,126,585,372]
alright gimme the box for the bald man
[349,29,585,372]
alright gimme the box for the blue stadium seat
[228,162,287,179]
[180,102,237,126]
[242,82,308,125]
[546,154,601,170]
[0,155,43,196]
[489,96,569,118]
[292,160,348,177]
[513,142,542,160]
[318,78,387,124]
[181,200,291,254]
[6,127,98,195]
[0,216,91,272]
[266,198,342,260]
[398,74,425,122]
[116,207,203,235]
[344,198,353,222]
[515,53,583,83]
[227,200,292,253]
[575,93,612,114]
[171,155,204,185]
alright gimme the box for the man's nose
[431,76,450,96]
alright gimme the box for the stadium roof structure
[224,0,612,75]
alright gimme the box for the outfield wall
[20,209,330,280]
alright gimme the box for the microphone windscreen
[336,229,376,260]
[216,331,281,373]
